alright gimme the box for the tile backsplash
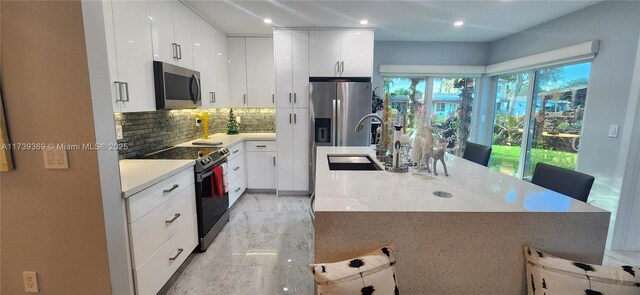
[115,108,275,159]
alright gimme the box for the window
[435,103,446,112]
[490,62,591,180]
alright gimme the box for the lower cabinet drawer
[228,142,244,160]
[227,152,245,183]
[134,217,198,295]
[127,168,194,223]
[129,184,196,268]
[228,174,246,208]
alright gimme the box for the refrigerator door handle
[332,99,337,146]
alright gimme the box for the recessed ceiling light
[454,20,464,27]
[360,19,368,25]
[264,18,273,24]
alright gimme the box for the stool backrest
[531,163,595,203]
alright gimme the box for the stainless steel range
[141,146,230,251]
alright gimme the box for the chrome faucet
[355,114,386,161]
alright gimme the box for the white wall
[373,41,491,92]
[489,1,640,245]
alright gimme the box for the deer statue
[411,109,434,172]
[431,138,449,176]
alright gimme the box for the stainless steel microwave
[153,61,201,109]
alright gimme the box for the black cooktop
[140,146,229,172]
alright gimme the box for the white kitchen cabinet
[227,141,246,207]
[246,141,277,190]
[275,30,309,109]
[246,38,275,107]
[228,37,275,108]
[150,1,195,69]
[340,30,374,77]
[276,109,309,193]
[193,18,215,109]
[309,30,342,77]
[211,30,229,108]
[308,29,374,78]
[227,37,248,108]
[108,0,156,113]
[125,166,197,295]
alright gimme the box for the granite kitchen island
[313,146,610,294]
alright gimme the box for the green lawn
[489,145,577,176]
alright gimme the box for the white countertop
[314,146,608,213]
[119,159,195,198]
[176,133,275,148]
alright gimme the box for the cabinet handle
[165,213,181,224]
[294,113,297,124]
[273,156,276,166]
[289,93,292,104]
[256,145,267,148]
[272,94,275,104]
[114,81,122,102]
[341,61,344,73]
[163,184,179,193]
[243,94,246,104]
[336,61,340,74]
[289,113,292,124]
[209,92,214,103]
[234,166,240,171]
[294,93,297,104]
[233,149,239,154]
[172,43,178,59]
[235,187,241,192]
[213,92,216,103]
[123,82,130,102]
[177,44,182,60]
[169,248,184,261]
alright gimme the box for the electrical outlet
[23,271,39,293]
[115,124,123,140]
[195,118,202,127]
[236,116,241,124]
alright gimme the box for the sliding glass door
[491,72,531,176]
[490,62,591,180]
[431,77,476,156]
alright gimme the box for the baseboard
[277,190,311,197]
[246,188,277,194]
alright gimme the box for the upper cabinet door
[149,0,176,64]
[227,37,247,108]
[111,0,156,112]
[274,30,293,109]
[291,30,309,108]
[172,2,195,69]
[340,30,374,77]
[246,38,275,108]
[211,29,229,108]
[309,31,341,77]
[193,18,215,109]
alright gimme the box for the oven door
[195,164,229,239]
[154,61,201,109]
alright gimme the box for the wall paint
[1,1,112,294]
[489,1,640,245]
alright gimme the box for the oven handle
[200,170,214,180]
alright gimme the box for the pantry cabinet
[274,30,309,109]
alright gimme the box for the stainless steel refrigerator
[309,81,372,190]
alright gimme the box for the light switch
[236,116,241,123]
[608,124,619,138]
[43,148,69,169]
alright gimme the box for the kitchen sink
[327,155,382,171]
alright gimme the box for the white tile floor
[163,194,315,295]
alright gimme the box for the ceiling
[186,0,601,42]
